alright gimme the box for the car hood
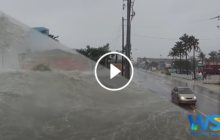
[179,94,195,98]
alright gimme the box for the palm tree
[180,34,191,75]
[168,46,179,72]
[197,52,206,64]
[39,30,59,41]
[175,41,184,74]
[48,34,59,41]
[204,57,211,67]
[168,50,175,62]
[189,36,200,79]
[168,47,178,73]
[208,51,218,64]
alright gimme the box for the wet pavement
[134,68,220,116]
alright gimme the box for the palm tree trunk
[186,52,188,75]
[193,47,196,79]
[175,57,177,74]
[2,47,4,67]
[106,57,109,68]
[115,55,118,63]
[180,53,182,74]
[172,56,174,73]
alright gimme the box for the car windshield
[178,88,193,94]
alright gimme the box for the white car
[171,87,197,105]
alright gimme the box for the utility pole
[125,0,132,79]
[210,15,220,20]
[122,17,125,76]
[211,15,220,82]
[211,15,220,30]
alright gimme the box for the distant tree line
[168,33,220,78]
[168,34,200,79]
[76,43,115,67]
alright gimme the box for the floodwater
[0,70,217,140]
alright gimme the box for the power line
[200,38,220,40]
[210,15,220,20]
[131,34,177,40]
[210,15,220,30]
[133,18,210,25]
[131,33,220,41]
[211,20,218,26]
[110,0,126,49]
[109,35,121,44]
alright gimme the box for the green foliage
[174,60,192,70]
[149,61,158,67]
[145,61,149,66]
[208,51,218,62]
[197,52,206,64]
[146,61,158,70]
[166,71,171,75]
[32,64,51,71]
[168,34,201,60]
[189,36,200,52]
[175,41,185,58]
[76,44,113,65]
[39,30,59,41]
[48,34,59,41]
[168,34,200,77]
[179,34,191,52]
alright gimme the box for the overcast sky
[0,0,220,61]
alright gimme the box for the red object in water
[22,56,89,71]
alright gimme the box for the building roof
[204,62,220,66]
[33,27,49,30]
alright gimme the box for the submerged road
[134,68,220,117]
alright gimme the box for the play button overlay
[110,64,121,79]
[94,52,134,91]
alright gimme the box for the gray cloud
[0,0,219,60]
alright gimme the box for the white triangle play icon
[110,64,121,79]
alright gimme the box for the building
[200,62,220,74]
[137,57,143,63]
[218,50,220,59]
[33,27,49,35]
[137,57,172,64]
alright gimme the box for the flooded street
[134,68,220,116]
[0,70,216,140]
